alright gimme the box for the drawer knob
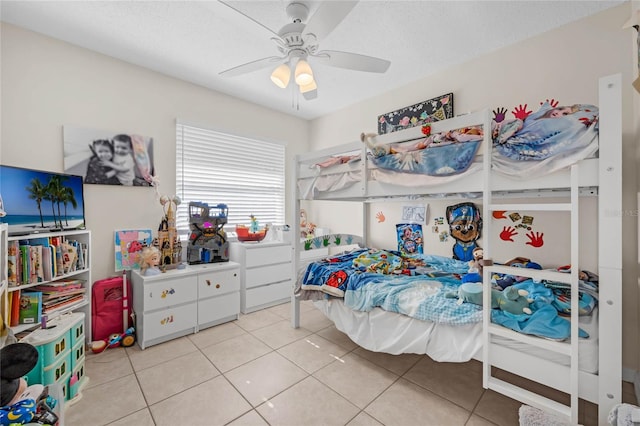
[216,284,220,289]
[206,279,211,286]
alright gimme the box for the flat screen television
[0,165,86,236]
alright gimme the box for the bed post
[597,73,623,424]
[291,153,301,328]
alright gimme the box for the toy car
[90,327,136,353]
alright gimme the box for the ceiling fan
[218,1,391,100]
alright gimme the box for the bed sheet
[312,298,599,373]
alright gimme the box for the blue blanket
[300,250,593,339]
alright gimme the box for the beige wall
[308,4,639,373]
[0,23,310,281]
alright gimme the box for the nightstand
[230,241,292,314]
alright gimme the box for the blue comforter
[301,249,593,340]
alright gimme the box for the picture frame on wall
[114,229,153,272]
[63,126,155,186]
[378,93,454,135]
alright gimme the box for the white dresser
[230,241,292,314]
[131,262,240,349]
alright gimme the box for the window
[176,122,285,237]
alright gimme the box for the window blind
[176,122,285,236]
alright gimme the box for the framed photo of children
[63,126,155,186]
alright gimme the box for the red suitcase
[91,275,132,341]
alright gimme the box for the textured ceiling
[0,1,624,120]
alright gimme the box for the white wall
[308,4,639,372]
[0,23,310,281]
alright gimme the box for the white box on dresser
[230,241,293,314]
[131,261,240,349]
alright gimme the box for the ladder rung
[489,203,572,212]
[488,265,572,283]
[487,377,571,420]
[488,324,572,355]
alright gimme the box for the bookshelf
[6,229,91,338]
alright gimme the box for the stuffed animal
[462,247,484,283]
[494,258,542,289]
[0,343,39,407]
[447,282,533,315]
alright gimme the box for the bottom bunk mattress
[310,298,599,374]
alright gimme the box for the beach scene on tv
[0,165,85,235]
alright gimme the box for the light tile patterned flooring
[66,301,637,426]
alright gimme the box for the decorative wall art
[114,229,153,271]
[64,126,156,186]
[378,93,454,135]
[396,223,424,255]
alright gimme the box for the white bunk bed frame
[291,74,622,425]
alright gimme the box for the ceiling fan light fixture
[299,78,317,94]
[294,59,314,86]
[270,63,291,88]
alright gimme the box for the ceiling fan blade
[302,88,318,100]
[302,1,358,41]
[217,1,282,40]
[312,50,390,73]
[219,56,284,77]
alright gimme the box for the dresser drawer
[198,291,240,326]
[70,319,85,347]
[143,302,197,341]
[245,280,291,310]
[198,269,240,298]
[245,245,291,268]
[71,338,85,370]
[246,262,292,289]
[142,276,197,311]
[43,350,71,384]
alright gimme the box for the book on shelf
[41,246,53,281]
[62,242,77,274]
[18,291,42,325]
[7,241,18,286]
[33,278,84,291]
[10,291,20,327]
[28,245,44,283]
[20,245,29,284]
[40,288,86,301]
[43,294,85,314]
[55,247,63,277]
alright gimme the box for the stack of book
[33,279,87,315]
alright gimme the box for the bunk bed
[290,74,622,425]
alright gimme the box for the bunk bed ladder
[483,154,581,424]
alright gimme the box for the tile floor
[66,301,638,426]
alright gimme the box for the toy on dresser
[186,202,230,264]
[140,246,161,276]
[151,195,183,269]
[0,343,60,426]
